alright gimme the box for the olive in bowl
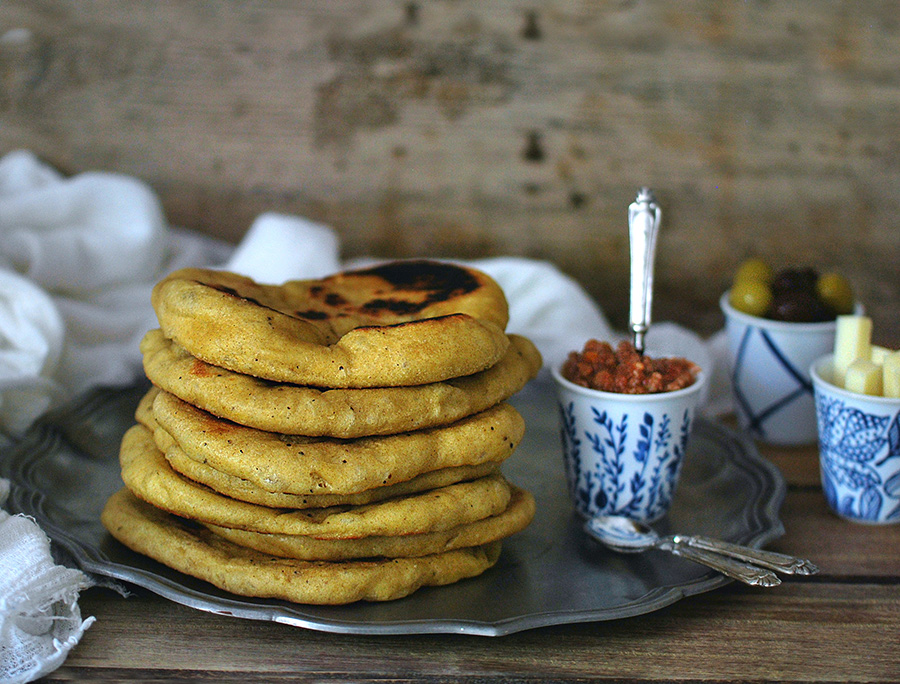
[728,258,855,323]
[721,259,861,445]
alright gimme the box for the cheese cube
[844,359,883,396]
[883,351,900,399]
[871,345,891,365]
[834,315,872,387]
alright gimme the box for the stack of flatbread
[102,260,542,605]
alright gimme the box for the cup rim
[719,291,863,332]
[551,363,706,402]
[810,353,900,406]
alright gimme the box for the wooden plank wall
[1,1,897,339]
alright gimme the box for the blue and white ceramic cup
[720,292,848,446]
[811,354,900,525]
[551,365,706,523]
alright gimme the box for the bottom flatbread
[102,488,502,605]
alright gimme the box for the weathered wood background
[1,1,897,338]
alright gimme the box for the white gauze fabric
[0,479,95,684]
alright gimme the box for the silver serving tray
[1,378,785,636]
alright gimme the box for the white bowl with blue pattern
[811,354,900,525]
[719,292,858,446]
[551,363,706,523]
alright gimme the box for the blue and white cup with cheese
[551,365,706,523]
[811,354,900,524]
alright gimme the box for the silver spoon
[584,515,819,587]
[628,187,662,356]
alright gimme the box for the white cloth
[0,479,95,684]
[226,213,341,283]
[0,151,165,294]
[0,151,232,435]
[0,270,65,435]
[0,150,731,681]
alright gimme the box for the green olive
[734,258,773,285]
[816,272,854,314]
[730,279,773,317]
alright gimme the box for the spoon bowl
[584,514,819,587]
[583,514,661,553]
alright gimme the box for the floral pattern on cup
[815,394,900,523]
[558,401,692,522]
[811,355,900,524]
[552,364,705,524]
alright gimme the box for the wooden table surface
[40,434,899,683]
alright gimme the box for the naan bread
[119,424,512,539]
[147,388,523,495]
[141,330,541,437]
[102,489,501,604]
[151,261,510,387]
[137,391,503,507]
[161,441,500,509]
[204,486,535,561]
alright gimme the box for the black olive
[771,267,819,296]
[768,290,834,322]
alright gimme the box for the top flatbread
[151,261,510,388]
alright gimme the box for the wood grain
[49,582,900,682]
[1,1,898,338]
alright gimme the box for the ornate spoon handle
[658,540,782,587]
[671,535,819,575]
[627,187,662,356]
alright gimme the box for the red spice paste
[561,339,699,394]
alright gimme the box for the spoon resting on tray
[584,514,819,587]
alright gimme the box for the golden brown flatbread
[204,486,535,561]
[102,488,502,604]
[119,424,512,539]
[141,330,542,437]
[161,441,500,509]
[134,387,156,426]
[151,261,510,387]
[138,391,503,507]
[147,388,523,495]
